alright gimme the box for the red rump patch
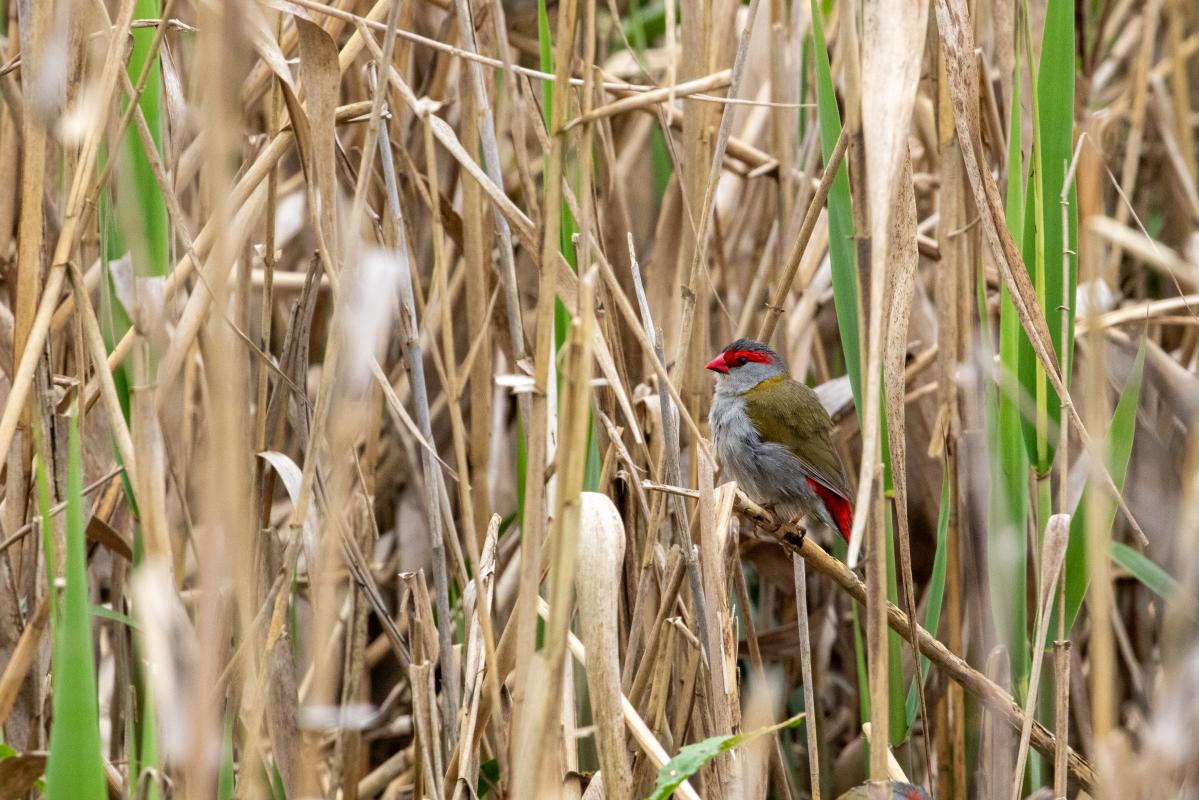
[722,349,773,367]
[806,477,853,542]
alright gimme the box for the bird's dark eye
[737,356,748,366]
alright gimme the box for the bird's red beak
[705,355,728,374]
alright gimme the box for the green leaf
[123,0,170,279]
[1036,0,1077,380]
[537,0,554,127]
[649,714,803,800]
[477,758,501,798]
[103,0,170,426]
[45,411,108,799]
[89,603,142,631]
[650,126,673,205]
[1017,0,1077,473]
[906,468,951,725]
[991,67,1030,698]
[1060,339,1145,633]
[218,710,236,800]
[1110,542,1178,601]
[883,511,907,744]
[810,0,861,409]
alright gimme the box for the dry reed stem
[881,153,933,783]
[1009,513,1071,800]
[387,113,461,755]
[564,68,732,130]
[792,556,821,800]
[508,0,582,786]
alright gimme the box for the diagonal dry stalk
[644,479,1097,791]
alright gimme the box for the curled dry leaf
[575,492,634,799]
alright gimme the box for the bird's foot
[783,515,808,548]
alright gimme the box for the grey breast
[709,389,821,518]
[709,391,773,502]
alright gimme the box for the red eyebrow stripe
[723,349,773,365]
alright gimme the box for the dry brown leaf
[295,17,342,260]
[847,0,928,564]
[0,751,47,799]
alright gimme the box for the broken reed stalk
[866,476,890,782]
[1008,513,1070,800]
[642,479,1097,791]
[574,493,634,798]
[792,556,821,800]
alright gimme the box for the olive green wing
[743,377,852,499]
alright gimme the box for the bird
[706,338,853,542]
[835,781,931,800]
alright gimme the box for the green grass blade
[45,411,107,799]
[1060,340,1145,633]
[649,714,803,800]
[850,599,869,725]
[102,0,169,420]
[1036,0,1077,380]
[122,0,169,279]
[905,468,951,725]
[991,72,1031,699]
[651,127,673,205]
[537,0,554,125]
[218,710,236,800]
[1017,0,1077,473]
[883,512,906,744]
[809,0,861,408]
[1110,542,1178,601]
[89,603,142,631]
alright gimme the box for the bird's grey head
[705,338,788,395]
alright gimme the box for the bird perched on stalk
[706,338,853,543]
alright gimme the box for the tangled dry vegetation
[0,0,1197,797]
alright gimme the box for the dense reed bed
[0,0,1196,797]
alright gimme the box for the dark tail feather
[805,477,854,542]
